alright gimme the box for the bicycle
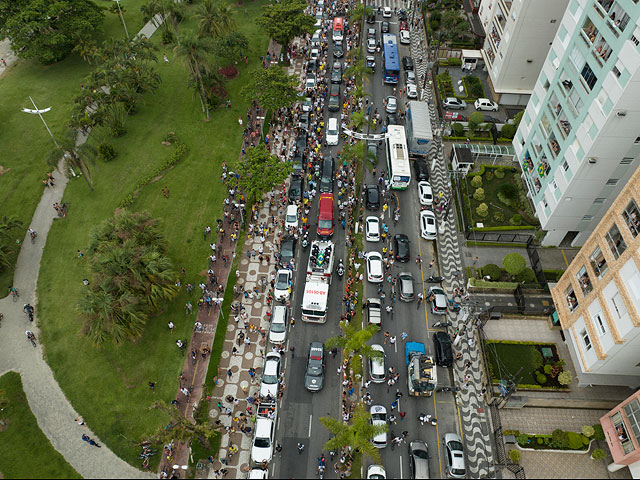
[26,331,36,348]
[29,230,37,244]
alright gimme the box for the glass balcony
[490,25,501,50]
[622,199,640,238]
[565,286,579,312]
[611,412,635,455]
[590,245,608,279]
[576,266,593,297]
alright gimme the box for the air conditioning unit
[588,157,598,164]
[616,111,627,117]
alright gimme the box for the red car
[399,21,409,31]
[444,111,467,122]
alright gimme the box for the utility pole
[22,96,60,149]
[113,0,130,40]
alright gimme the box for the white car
[444,433,466,478]
[474,97,499,111]
[382,6,391,17]
[367,38,376,53]
[306,73,316,89]
[365,216,380,242]
[399,29,411,44]
[370,405,388,448]
[268,305,288,345]
[366,251,384,283]
[251,417,275,464]
[367,465,386,479]
[310,48,320,60]
[407,83,418,99]
[285,204,298,229]
[302,96,313,112]
[311,29,322,46]
[369,344,386,382]
[260,352,281,398]
[420,209,437,240]
[273,269,292,301]
[418,181,433,206]
[326,117,339,146]
[248,469,269,479]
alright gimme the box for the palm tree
[145,401,219,445]
[174,34,214,118]
[140,0,162,27]
[196,0,236,38]
[320,403,388,464]
[160,0,185,38]
[72,35,98,64]
[325,322,382,380]
[45,129,96,191]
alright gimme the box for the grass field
[3,0,273,468]
[0,371,81,479]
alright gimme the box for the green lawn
[0,0,149,293]
[0,371,81,479]
[484,341,562,387]
[26,1,270,468]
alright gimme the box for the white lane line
[399,455,403,478]
[309,414,313,437]
[278,416,281,430]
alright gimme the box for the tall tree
[325,321,381,377]
[0,0,104,64]
[241,67,299,113]
[0,216,24,272]
[45,129,96,190]
[145,401,219,445]
[174,33,214,118]
[256,0,315,51]
[214,31,248,64]
[320,403,388,464]
[196,0,236,39]
[231,145,293,207]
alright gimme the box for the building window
[577,266,593,296]
[612,65,621,78]
[605,223,627,259]
[581,329,592,351]
[593,198,605,204]
[563,161,570,171]
[631,35,640,47]
[582,215,594,221]
[593,314,607,336]
[621,157,634,165]
[622,199,640,237]
[612,411,636,455]
[623,399,640,446]
[590,245,608,279]
[581,63,598,90]
[566,286,579,312]
[606,178,619,186]
[611,292,628,320]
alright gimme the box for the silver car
[398,272,415,302]
[385,96,398,114]
[409,440,430,479]
[444,433,466,478]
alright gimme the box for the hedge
[486,339,556,346]
[466,241,527,248]
[470,225,538,232]
[469,278,518,289]
[467,164,516,177]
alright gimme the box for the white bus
[385,125,411,189]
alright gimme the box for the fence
[465,230,534,243]
[490,405,527,478]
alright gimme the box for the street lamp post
[22,96,60,149]
[113,0,130,40]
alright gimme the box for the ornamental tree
[256,0,315,50]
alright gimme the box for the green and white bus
[385,125,411,190]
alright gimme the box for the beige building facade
[551,165,640,387]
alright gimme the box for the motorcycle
[337,260,344,278]
[302,235,309,249]
[425,276,444,283]
[432,321,452,329]
[436,386,461,393]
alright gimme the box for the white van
[326,117,339,146]
[269,306,288,345]
[285,204,298,229]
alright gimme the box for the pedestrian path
[409,10,496,479]
[0,16,165,479]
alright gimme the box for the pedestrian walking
[473,256,479,265]
[383,331,390,344]
[297,443,305,454]
[429,259,434,269]
[75,416,85,426]
[401,332,408,341]
[390,335,396,345]
[227,368,233,379]
[168,321,175,332]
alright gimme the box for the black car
[381,21,390,33]
[320,157,334,193]
[393,234,410,262]
[331,67,342,84]
[366,13,376,24]
[481,115,501,123]
[288,176,304,203]
[334,40,344,58]
[385,114,400,127]
[413,159,429,182]
[296,133,307,154]
[433,331,453,367]
[402,56,414,71]
[280,235,297,265]
[291,153,304,175]
[328,84,340,112]
[307,58,317,73]
[304,341,325,392]
[365,184,380,211]
[366,55,376,73]
[299,111,310,131]
[367,143,378,165]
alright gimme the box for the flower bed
[504,429,600,452]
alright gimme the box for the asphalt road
[274,7,464,480]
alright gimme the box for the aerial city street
[1,0,640,479]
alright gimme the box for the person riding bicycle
[10,286,18,297]
[25,330,34,340]
[28,228,36,239]
[318,455,326,468]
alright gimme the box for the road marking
[399,455,403,478]
[283,355,288,370]
[278,416,281,430]
[309,414,313,437]
[561,249,569,267]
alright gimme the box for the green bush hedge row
[443,135,514,143]
[470,225,537,231]
[469,278,518,289]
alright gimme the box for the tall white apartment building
[513,0,640,247]
[479,0,570,105]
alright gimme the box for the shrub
[582,425,595,438]
[162,29,174,44]
[503,253,526,276]
[593,424,605,441]
[510,214,523,226]
[481,264,502,281]
[473,188,485,201]
[495,169,505,178]
[448,57,462,66]
[164,131,178,143]
[430,19,440,31]
[497,191,512,206]
[452,122,464,136]
[501,123,516,139]
[517,267,537,283]
[544,437,553,445]
[499,183,518,200]
[97,142,116,162]
[516,434,529,446]
[509,449,521,463]
[485,170,494,180]
[536,437,544,445]
[469,112,485,131]
[531,349,544,370]
[583,436,590,445]
[567,432,585,450]
[558,370,573,385]
[536,373,547,384]
[552,429,569,449]
[513,110,524,128]
[543,364,553,375]
[471,175,483,188]
[493,211,504,222]
[591,448,606,460]
[476,203,489,218]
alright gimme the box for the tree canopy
[241,66,299,113]
[502,252,526,276]
[256,0,315,49]
[0,0,104,64]
[231,145,293,207]
[77,210,179,346]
